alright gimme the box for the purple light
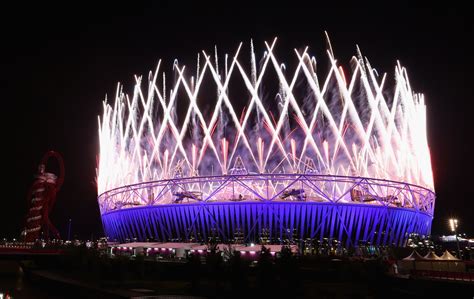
[102,199,432,247]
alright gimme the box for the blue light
[102,201,432,247]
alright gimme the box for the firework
[97,39,435,245]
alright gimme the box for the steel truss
[99,174,434,247]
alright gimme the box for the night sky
[1,2,472,240]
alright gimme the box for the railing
[412,269,474,282]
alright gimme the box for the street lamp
[67,218,72,241]
[449,218,461,259]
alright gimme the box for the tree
[187,252,201,294]
[277,245,300,295]
[256,245,276,295]
[229,250,247,295]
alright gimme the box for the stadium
[97,39,435,247]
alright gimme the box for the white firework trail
[97,39,434,198]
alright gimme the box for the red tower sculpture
[22,151,65,242]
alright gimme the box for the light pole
[67,218,72,241]
[449,218,461,259]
